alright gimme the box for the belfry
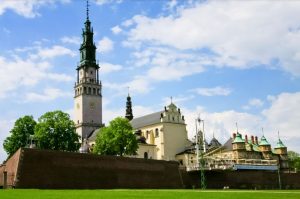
[74,1,103,141]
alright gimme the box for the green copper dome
[275,138,286,149]
[232,133,245,143]
[259,135,270,146]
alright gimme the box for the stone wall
[1,148,183,189]
[187,170,300,189]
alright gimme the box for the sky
[0,0,300,162]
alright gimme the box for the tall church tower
[74,2,102,141]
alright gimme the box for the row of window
[79,78,96,84]
[75,87,100,96]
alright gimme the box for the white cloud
[111,25,122,34]
[0,0,70,18]
[104,76,152,96]
[61,36,81,45]
[243,98,264,110]
[122,19,134,27]
[161,95,194,107]
[124,1,300,76]
[94,0,123,6]
[99,62,122,74]
[191,86,232,97]
[180,92,300,152]
[132,105,156,118]
[262,92,300,139]
[35,45,76,60]
[0,43,73,98]
[46,73,73,82]
[24,88,72,102]
[97,37,114,53]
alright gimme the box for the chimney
[255,136,258,145]
[245,135,248,143]
[233,133,236,139]
[251,135,254,144]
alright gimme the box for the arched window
[155,128,159,137]
[88,87,91,94]
[144,152,148,159]
[93,88,96,95]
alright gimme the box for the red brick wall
[0,149,22,187]
[14,148,183,189]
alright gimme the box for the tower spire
[125,90,134,121]
[86,0,90,21]
[79,0,97,68]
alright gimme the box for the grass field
[1,189,300,199]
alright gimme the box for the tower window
[90,71,93,74]
[88,87,91,94]
[84,87,86,94]
[155,128,159,137]
[93,88,96,95]
[97,89,100,95]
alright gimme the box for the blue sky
[1,0,300,162]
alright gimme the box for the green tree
[3,115,37,157]
[34,110,80,152]
[288,151,300,171]
[93,117,138,156]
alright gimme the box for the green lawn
[0,189,300,199]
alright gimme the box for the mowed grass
[0,189,300,199]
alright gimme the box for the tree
[34,110,80,152]
[288,151,300,171]
[3,115,37,157]
[93,117,138,156]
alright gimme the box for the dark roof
[209,137,222,148]
[131,111,163,129]
[222,137,233,151]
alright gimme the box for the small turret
[232,133,245,149]
[259,135,272,159]
[232,132,246,159]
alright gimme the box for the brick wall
[0,149,22,187]
[9,148,183,189]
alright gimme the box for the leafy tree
[93,117,138,156]
[288,151,300,171]
[34,110,80,152]
[3,115,37,157]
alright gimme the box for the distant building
[177,132,289,171]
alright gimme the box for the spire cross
[86,0,90,20]
[127,86,130,96]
